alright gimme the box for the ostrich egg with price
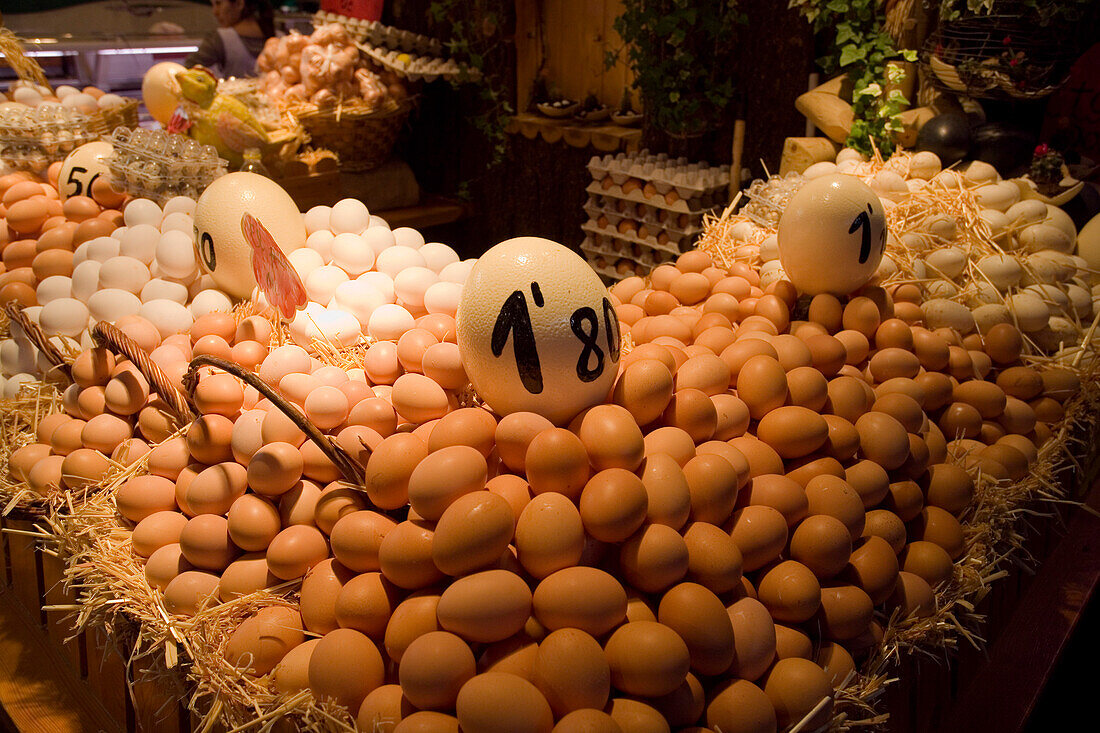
[777,173,887,296]
[456,237,621,425]
[58,141,113,202]
[193,173,306,299]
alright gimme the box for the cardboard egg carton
[588,150,731,199]
[106,127,228,205]
[581,236,655,281]
[585,178,719,215]
[357,45,473,83]
[313,11,443,54]
[583,197,705,238]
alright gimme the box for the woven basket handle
[4,302,72,380]
[92,321,196,425]
[182,354,366,488]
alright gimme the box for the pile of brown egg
[11,245,1082,733]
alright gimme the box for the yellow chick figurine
[167,67,269,169]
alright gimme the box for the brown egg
[643,426,697,466]
[226,494,282,551]
[431,490,514,575]
[144,543,193,591]
[185,414,234,464]
[224,606,304,676]
[785,455,845,488]
[90,176,127,208]
[757,560,821,623]
[50,418,87,456]
[683,453,742,526]
[525,628,611,718]
[72,217,117,245]
[900,540,954,587]
[815,584,873,641]
[8,443,52,483]
[27,454,65,495]
[604,621,690,697]
[298,558,353,633]
[273,638,320,694]
[843,536,900,603]
[984,322,1023,364]
[908,506,966,559]
[954,380,1007,419]
[774,623,813,661]
[841,297,881,337]
[424,407,495,458]
[314,482,367,534]
[162,570,221,616]
[147,436,191,481]
[179,514,240,571]
[662,389,718,443]
[334,571,398,637]
[762,658,833,731]
[619,523,689,593]
[219,554,279,601]
[888,571,936,617]
[854,411,910,470]
[785,366,829,411]
[186,462,248,515]
[382,593,443,665]
[132,510,189,557]
[365,433,428,510]
[397,630,476,712]
[115,475,177,523]
[32,248,73,279]
[57,448,108,490]
[756,406,828,459]
[512,491,584,579]
[260,407,306,447]
[572,405,645,473]
[456,673,553,733]
[407,445,488,520]
[657,582,735,676]
[0,281,36,307]
[526,566,627,640]
[735,355,788,421]
[308,628,385,712]
[437,569,532,643]
[266,525,329,580]
[807,293,843,332]
[522,428,589,500]
[7,197,48,234]
[706,678,777,733]
[727,505,788,572]
[789,514,852,579]
[738,474,807,527]
[378,520,444,590]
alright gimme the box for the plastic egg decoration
[58,141,114,202]
[777,174,887,296]
[141,61,187,126]
[193,173,306,300]
[456,237,621,425]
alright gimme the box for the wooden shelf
[376,195,470,230]
[506,113,642,152]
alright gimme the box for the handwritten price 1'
[490,282,620,395]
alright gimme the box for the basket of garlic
[257,23,412,172]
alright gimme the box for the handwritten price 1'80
[490,282,620,395]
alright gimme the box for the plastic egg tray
[740,173,807,228]
[0,104,101,171]
[106,127,228,205]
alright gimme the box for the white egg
[39,298,90,338]
[288,303,326,346]
[80,330,96,351]
[259,344,312,386]
[54,85,80,99]
[312,365,349,387]
[289,247,324,280]
[5,373,38,399]
[119,224,160,264]
[423,281,463,316]
[836,148,864,164]
[124,198,163,228]
[70,260,102,303]
[162,196,197,218]
[332,233,375,276]
[36,275,73,305]
[368,215,390,230]
[392,227,425,249]
[99,256,151,294]
[187,275,220,299]
[332,281,387,327]
[303,205,333,235]
[330,198,371,235]
[155,229,199,279]
[908,151,942,180]
[307,230,336,262]
[21,306,43,326]
[375,246,426,278]
[393,266,437,309]
[12,87,43,106]
[88,289,142,322]
[305,264,350,304]
[62,93,98,113]
[0,339,37,375]
[357,271,396,303]
[97,93,128,110]
[758,234,779,263]
[86,236,121,262]
[362,227,397,257]
[111,226,128,241]
[159,211,194,235]
[140,299,195,338]
[964,160,999,185]
[439,259,476,285]
[802,161,838,180]
[418,243,460,274]
[367,303,415,341]
[189,289,235,318]
[141,278,189,304]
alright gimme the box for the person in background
[185,0,276,78]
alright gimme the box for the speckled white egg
[777,174,887,296]
[189,289,235,318]
[40,298,90,338]
[140,299,195,338]
[36,275,73,305]
[141,278,189,304]
[303,205,332,235]
[307,230,335,262]
[124,199,163,228]
[332,233,375,276]
[356,272,396,303]
[88,289,142,322]
[156,230,199,279]
[99,256,150,294]
[367,303,415,341]
[330,199,371,235]
[423,281,463,316]
[305,264,350,304]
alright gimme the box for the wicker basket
[293,99,411,172]
[94,98,141,134]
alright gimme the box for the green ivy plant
[427,0,514,167]
[938,0,1093,25]
[606,0,745,138]
[790,0,916,158]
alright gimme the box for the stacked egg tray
[581,151,730,281]
[106,127,228,205]
[312,11,470,83]
[0,104,101,172]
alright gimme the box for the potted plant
[607,0,745,142]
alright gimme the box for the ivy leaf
[839,44,866,66]
[902,49,918,62]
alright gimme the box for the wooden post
[729,118,746,202]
